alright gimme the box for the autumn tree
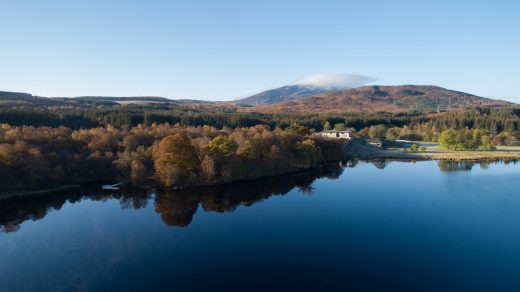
[201,155,217,179]
[323,121,331,131]
[333,123,346,131]
[386,127,400,140]
[152,132,200,187]
[294,139,319,168]
[131,160,147,186]
[438,129,457,150]
[286,124,310,136]
[203,135,238,160]
[368,124,387,139]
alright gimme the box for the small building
[319,130,352,140]
[395,139,412,145]
[366,138,383,148]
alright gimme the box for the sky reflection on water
[1,160,520,291]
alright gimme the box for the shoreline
[2,150,519,201]
[344,139,520,162]
[0,185,82,201]
[0,163,335,201]
[353,150,520,161]
[152,163,337,191]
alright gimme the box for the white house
[366,138,383,148]
[319,130,352,140]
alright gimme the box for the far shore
[3,142,520,201]
[346,140,520,161]
[0,164,330,201]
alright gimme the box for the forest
[0,123,344,193]
[2,106,520,133]
[2,105,520,193]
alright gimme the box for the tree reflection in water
[0,188,152,233]
[371,159,390,169]
[155,163,345,226]
[437,159,519,172]
[0,162,347,233]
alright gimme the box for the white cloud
[293,73,376,89]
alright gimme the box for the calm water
[1,160,520,291]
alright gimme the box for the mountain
[237,73,377,105]
[2,85,514,113]
[236,85,327,105]
[239,85,514,114]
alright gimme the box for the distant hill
[54,96,175,107]
[2,85,514,113]
[0,91,66,106]
[236,85,327,105]
[0,91,218,108]
[240,85,514,114]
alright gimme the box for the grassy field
[346,139,520,161]
[388,142,520,161]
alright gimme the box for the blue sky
[0,0,519,101]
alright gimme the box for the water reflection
[0,188,152,233]
[4,159,517,233]
[371,159,390,169]
[437,159,520,172]
[0,163,347,233]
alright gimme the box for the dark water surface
[1,160,520,291]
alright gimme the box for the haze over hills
[238,85,514,114]
[0,91,67,106]
[237,73,376,105]
[1,83,515,114]
[236,85,327,105]
[0,91,215,108]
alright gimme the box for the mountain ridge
[235,84,328,105]
[1,85,515,113]
[238,85,514,114]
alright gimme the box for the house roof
[321,130,351,133]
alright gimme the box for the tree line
[0,123,344,193]
[2,106,520,134]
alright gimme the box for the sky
[0,0,519,101]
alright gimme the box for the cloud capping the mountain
[293,73,376,89]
